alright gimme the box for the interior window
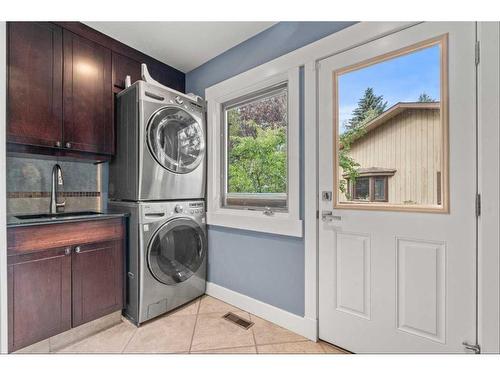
[222,83,288,212]
[335,37,447,211]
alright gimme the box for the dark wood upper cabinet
[112,52,141,92]
[8,246,72,353]
[72,240,124,327]
[63,31,113,155]
[7,21,185,159]
[7,22,63,148]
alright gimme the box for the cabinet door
[112,52,141,92]
[8,247,72,352]
[7,22,63,148]
[63,30,114,154]
[72,240,124,327]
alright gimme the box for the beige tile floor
[53,295,348,354]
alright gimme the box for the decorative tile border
[8,192,101,198]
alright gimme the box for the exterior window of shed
[348,172,392,202]
[373,177,388,201]
[353,177,370,200]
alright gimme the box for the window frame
[206,68,302,237]
[348,175,389,203]
[373,176,388,202]
[222,82,289,212]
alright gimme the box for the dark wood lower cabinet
[8,247,72,353]
[7,218,125,352]
[72,240,124,327]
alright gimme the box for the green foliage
[339,88,386,196]
[227,104,287,193]
[339,125,366,197]
[346,87,387,132]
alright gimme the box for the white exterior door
[318,22,477,353]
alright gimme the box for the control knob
[174,205,183,213]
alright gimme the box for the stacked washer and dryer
[109,66,207,325]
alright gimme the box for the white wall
[0,21,8,354]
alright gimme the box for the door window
[335,36,448,211]
[148,218,206,285]
[147,107,205,174]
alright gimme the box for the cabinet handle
[65,142,72,149]
[64,247,71,255]
[55,141,62,148]
[75,246,81,254]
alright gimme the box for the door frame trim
[477,22,500,354]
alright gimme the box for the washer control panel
[141,201,205,221]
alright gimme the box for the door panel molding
[396,237,446,343]
[335,232,371,320]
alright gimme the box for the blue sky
[338,44,441,132]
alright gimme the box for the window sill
[207,210,303,237]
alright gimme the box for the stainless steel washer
[109,200,207,325]
[109,81,206,201]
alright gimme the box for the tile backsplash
[6,155,107,215]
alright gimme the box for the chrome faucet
[50,164,65,214]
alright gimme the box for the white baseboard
[205,282,318,341]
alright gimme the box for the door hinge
[316,210,319,219]
[463,342,481,354]
[475,193,481,217]
[475,41,480,66]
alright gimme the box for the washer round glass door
[147,106,205,174]
[147,218,206,285]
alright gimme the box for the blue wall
[187,21,355,316]
[186,22,356,97]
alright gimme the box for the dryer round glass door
[147,218,207,285]
[147,106,205,174]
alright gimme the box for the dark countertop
[7,211,129,228]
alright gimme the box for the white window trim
[206,67,302,237]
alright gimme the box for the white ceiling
[84,22,277,73]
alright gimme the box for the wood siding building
[340,102,442,206]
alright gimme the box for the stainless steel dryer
[109,200,207,325]
[109,80,206,201]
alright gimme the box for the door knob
[65,142,72,149]
[321,211,341,222]
[55,141,62,148]
[64,247,71,255]
[75,246,81,253]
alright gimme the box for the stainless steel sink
[15,211,101,220]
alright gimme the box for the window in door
[335,35,448,212]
